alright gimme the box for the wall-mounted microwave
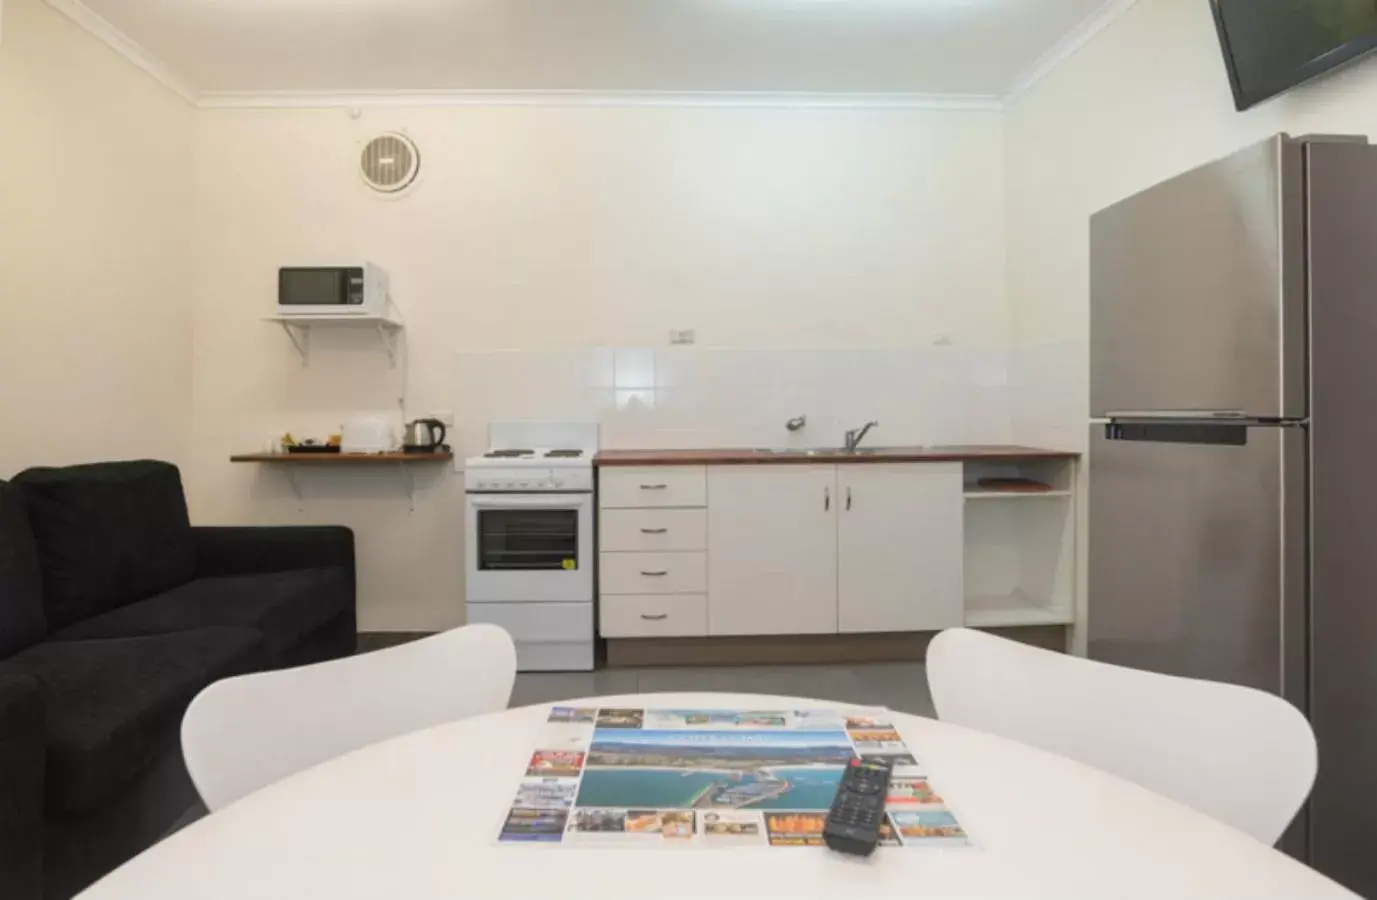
[278,264,390,317]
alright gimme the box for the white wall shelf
[265,313,404,367]
[966,590,1074,627]
[965,489,1072,500]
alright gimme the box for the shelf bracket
[398,461,416,513]
[278,322,310,367]
[376,323,398,368]
[284,469,305,513]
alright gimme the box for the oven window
[477,508,579,571]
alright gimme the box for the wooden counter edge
[593,446,1080,466]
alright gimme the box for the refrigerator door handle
[1104,421,1251,446]
[1104,410,1252,420]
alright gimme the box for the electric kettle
[403,418,447,453]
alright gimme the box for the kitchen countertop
[594,445,1079,466]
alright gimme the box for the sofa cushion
[0,627,263,816]
[0,481,46,658]
[53,569,349,665]
[13,461,196,630]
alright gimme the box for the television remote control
[823,757,892,857]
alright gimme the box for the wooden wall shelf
[230,452,453,464]
[230,451,453,511]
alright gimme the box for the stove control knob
[517,480,529,488]
[551,476,564,487]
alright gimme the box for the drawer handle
[640,528,669,534]
[640,570,669,577]
[640,484,668,490]
[640,613,669,621]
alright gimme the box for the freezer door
[1088,423,1307,706]
[1090,134,1306,418]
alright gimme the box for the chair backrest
[926,628,1316,844]
[182,624,516,811]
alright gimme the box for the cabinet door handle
[640,484,668,490]
[640,528,669,534]
[824,487,830,511]
[640,613,669,621]
[846,487,852,511]
[640,570,669,577]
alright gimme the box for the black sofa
[0,461,356,900]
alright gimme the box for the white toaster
[341,417,395,454]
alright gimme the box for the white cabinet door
[837,463,964,633]
[707,466,838,636]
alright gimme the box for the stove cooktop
[481,448,586,460]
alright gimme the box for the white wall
[190,104,1007,630]
[1004,0,1377,449]
[0,0,193,476]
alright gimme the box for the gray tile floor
[509,662,934,717]
[358,633,936,715]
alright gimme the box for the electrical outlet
[430,410,455,426]
[670,329,697,345]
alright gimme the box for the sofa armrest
[192,526,355,579]
[0,673,44,900]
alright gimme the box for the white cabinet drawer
[601,594,708,637]
[600,551,707,595]
[599,467,706,509]
[600,509,707,552]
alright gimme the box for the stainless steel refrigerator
[1089,133,1377,895]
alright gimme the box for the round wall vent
[359,132,420,194]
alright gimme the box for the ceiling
[76,0,1110,98]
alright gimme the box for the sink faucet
[844,421,879,452]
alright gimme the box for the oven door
[466,493,593,603]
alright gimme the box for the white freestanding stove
[463,422,598,671]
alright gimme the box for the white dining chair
[182,623,517,811]
[926,627,1316,845]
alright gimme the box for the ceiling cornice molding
[1002,0,1140,104]
[196,89,1003,112]
[40,0,1133,113]
[44,0,198,103]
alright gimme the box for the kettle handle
[427,419,447,449]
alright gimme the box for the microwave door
[279,268,348,306]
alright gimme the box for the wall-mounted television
[1210,0,1377,111]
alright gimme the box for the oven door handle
[468,495,588,510]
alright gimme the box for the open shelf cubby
[962,458,1076,628]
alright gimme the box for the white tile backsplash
[613,349,656,390]
[1010,338,1086,451]
[455,344,1057,452]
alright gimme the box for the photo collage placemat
[497,707,976,851]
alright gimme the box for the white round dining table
[77,692,1356,900]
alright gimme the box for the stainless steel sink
[751,447,900,456]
